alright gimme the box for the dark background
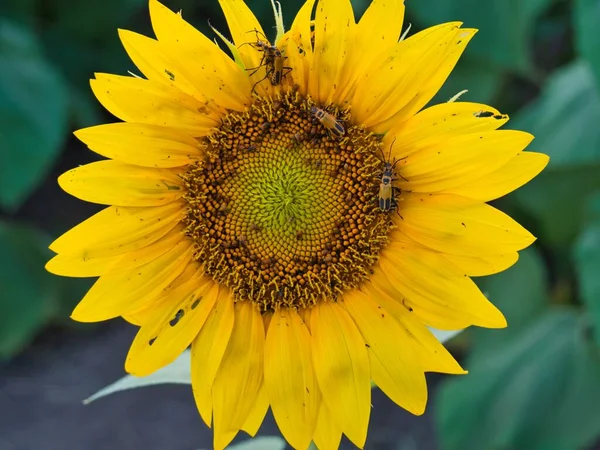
[2,0,600,449]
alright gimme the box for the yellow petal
[119,30,247,114]
[212,301,265,450]
[218,0,265,68]
[264,309,320,450]
[262,310,273,332]
[297,306,312,331]
[208,18,246,68]
[240,383,269,437]
[123,262,201,326]
[375,29,478,131]
[285,0,316,95]
[148,0,252,110]
[282,35,307,95]
[353,23,475,131]
[336,0,405,106]
[377,240,507,329]
[71,238,193,322]
[49,202,184,258]
[90,74,217,136]
[394,131,533,193]
[344,290,428,415]
[191,288,235,427]
[312,402,343,450]
[118,29,207,103]
[352,22,460,126]
[386,102,509,158]
[74,123,203,168]
[356,0,405,56]
[125,279,218,376]
[309,0,355,104]
[398,193,536,256]
[446,151,550,201]
[443,252,519,277]
[58,161,183,207]
[311,301,370,448]
[362,283,465,375]
[218,0,274,98]
[46,253,117,278]
[241,314,271,437]
[46,226,185,278]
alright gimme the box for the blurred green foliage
[1,0,600,448]
[438,309,600,450]
[0,222,59,357]
[0,20,68,210]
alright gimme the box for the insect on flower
[243,29,292,92]
[311,106,345,137]
[378,139,406,213]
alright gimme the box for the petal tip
[213,429,238,450]
[44,258,57,274]
[486,310,508,329]
[70,305,100,323]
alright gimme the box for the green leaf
[584,192,600,222]
[469,247,548,361]
[508,62,600,247]
[574,197,600,346]
[46,0,146,41]
[0,20,68,211]
[510,61,600,169]
[0,0,37,25]
[430,328,463,344]
[200,437,286,450]
[69,86,102,129]
[0,221,61,359]
[41,29,128,128]
[437,309,600,450]
[575,0,600,85]
[431,58,504,107]
[540,334,600,449]
[512,165,600,248]
[84,350,192,404]
[408,0,554,74]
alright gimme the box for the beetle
[243,30,292,92]
[378,139,406,212]
[310,106,345,137]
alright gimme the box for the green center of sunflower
[182,90,393,311]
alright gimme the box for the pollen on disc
[182,90,392,311]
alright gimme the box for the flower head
[46,0,548,448]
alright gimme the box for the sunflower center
[182,90,392,311]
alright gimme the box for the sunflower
[46,0,548,448]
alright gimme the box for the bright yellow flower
[46,0,548,448]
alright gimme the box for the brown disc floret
[182,90,392,311]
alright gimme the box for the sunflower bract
[46,0,549,449]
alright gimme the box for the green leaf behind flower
[511,163,600,249]
[504,61,600,249]
[199,436,286,450]
[511,61,600,169]
[0,20,68,211]
[574,193,600,346]
[0,221,60,359]
[437,309,600,450]
[408,0,555,75]
[83,350,192,404]
[469,247,549,361]
[430,58,504,107]
[574,0,600,86]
